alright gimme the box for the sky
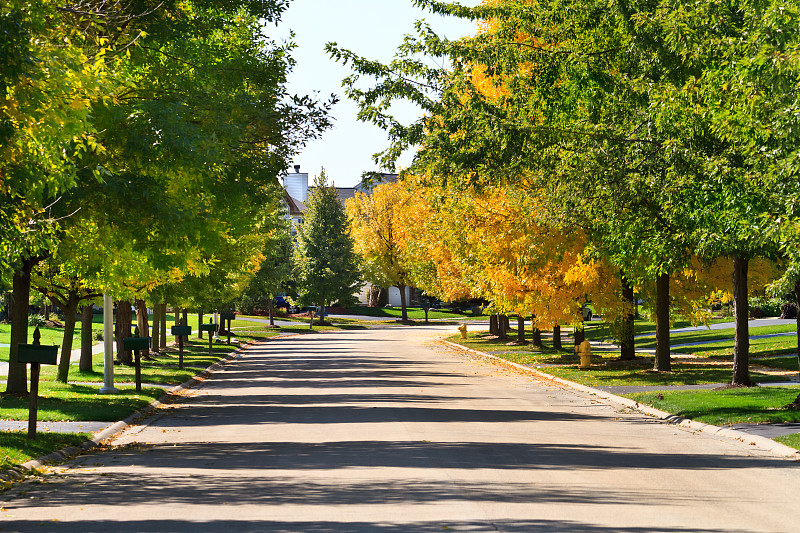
[274,0,480,187]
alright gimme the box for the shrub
[27,314,46,327]
[781,302,798,320]
[748,297,786,318]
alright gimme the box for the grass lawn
[583,317,733,342]
[685,336,798,359]
[626,386,800,426]
[39,339,244,385]
[0,432,91,471]
[450,331,787,387]
[635,324,797,348]
[756,356,799,372]
[538,363,786,388]
[0,323,85,348]
[0,381,163,422]
[338,306,484,320]
[448,330,574,362]
[774,433,800,450]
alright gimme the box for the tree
[1,0,130,393]
[346,180,415,322]
[294,169,362,323]
[331,0,793,383]
[238,212,294,327]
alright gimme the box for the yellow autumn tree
[346,180,416,322]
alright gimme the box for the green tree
[238,210,294,326]
[294,169,362,323]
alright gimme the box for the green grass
[0,381,164,422]
[774,433,800,450]
[336,306,484,320]
[0,432,91,470]
[0,323,85,348]
[583,317,732,342]
[626,387,800,426]
[538,363,787,387]
[39,339,242,385]
[683,336,798,359]
[755,356,799,372]
[635,324,796,349]
[448,330,575,362]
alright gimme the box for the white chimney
[284,165,308,203]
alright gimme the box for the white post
[213,311,219,339]
[100,294,118,394]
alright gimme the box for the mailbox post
[220,311,235,344]
[200,321,217,355]
[171,323,192,369]
[17,327,58,440]
[123,329,151,392]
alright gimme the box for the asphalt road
[2,325,798,532]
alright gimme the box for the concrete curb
[0,340,258,483]
[443,340,800,461]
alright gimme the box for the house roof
[284,192,306,216]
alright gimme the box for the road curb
[443,340,800,461]
[0,340,257,483]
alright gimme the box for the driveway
[2,325,798,532]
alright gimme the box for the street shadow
[0,518,754,533]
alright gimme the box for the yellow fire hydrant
[577,339,592,369]
[458,323,468,339]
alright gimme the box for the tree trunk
[517,316,525,343]
[367,286,380,307]
[80,303,94,372]
[532,327,542,347]
[181,308,189,341]
[795,279,800,383]
[498,315,507,339]
[377,287,388,307]
[620,274,635,360]
[731,255,752,386]
[6,257,41,395]
[198,310,204,338]
[573,326,585,349]
[268,300,274,327]
[653,273,671,372]
[489,314,498,336]
[135,299,150,358]
[318,298,327,324]
[552,324,562,350]
[398,284,408,322]
[151,303,161,351]
[115,300,133,365]
[159,303,167,348]
[56,296,80,382]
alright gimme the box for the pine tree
[295,169,362,323]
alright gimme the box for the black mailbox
[17,344,58,365]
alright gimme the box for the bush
[781,302,798,320]
[748,297,786,318]
[27,314,46,327]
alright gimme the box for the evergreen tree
[295,169,362,323]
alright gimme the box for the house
[282,166,410,307]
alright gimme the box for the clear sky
[274,0,480,187]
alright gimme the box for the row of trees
[1,0,332,393]
[334,0,800,386]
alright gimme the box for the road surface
[1,325,798,532]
